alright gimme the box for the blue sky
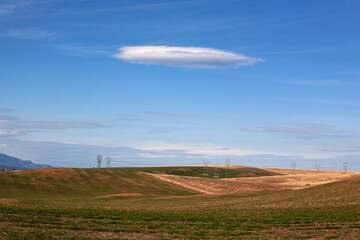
[1,0,360,171]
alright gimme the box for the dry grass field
[149,165,359,195]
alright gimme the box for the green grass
[1,199,359,239]
[126,166,279,178]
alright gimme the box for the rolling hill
[1,166,360,239]
[0,165,357,201]
[0,166,279,199]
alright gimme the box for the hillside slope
[0,153,51,169]
[254,174,360,207]
[0,167,196,198]
[1,166,357,203]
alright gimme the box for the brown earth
[147,168,360,195]
[0,198,19,204]
[92,193,142,199]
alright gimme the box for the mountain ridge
[0,153,52,170]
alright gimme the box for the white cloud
[113,46,263,68]
[0,129,25,137]
[133,141,283,158]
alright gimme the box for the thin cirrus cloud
[0,129,25,137]
[0,115,19,121]
[321,147,360,153]
[0,120,105,137]
[3,28,58,40]
[1,121,105,130]
[118,114,145,122]
[246,124,333,134]
[0,108,11,113]
[113,46,264,68]
[0,109,106,137]
[287,80,340,87]
[144,111,197,118]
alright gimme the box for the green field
[0,166,360,239]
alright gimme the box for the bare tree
[315,164,320,172]
[106,156,111,168]
[203,160,209,175]
[343,162,348,173]
[97,155,102,168]
[225,159,230,178]
[291,163,296,170]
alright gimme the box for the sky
[1,0,360,171]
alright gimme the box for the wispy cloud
[146,126,203,134]
[0,129,25,137]
[246,124,333,134]
[62,1,216,16]
[144,111,197,118]
[340,71,360,76]
[0,108,11,113]
[1,138,358,169]
[118,114,145,122]
[246,124,360,140]
[0,121,104,129]
[113,46,263,68]
[0,0,54,16]
[3,28,58,40]
[0,112,105,137]
[0,115,19,121]
[286,79,340,87]
[0,3,15,15]
[321,147,360,153]
[134,141,283,158]
[56,45,113,56]
[0,0,33,16]
[262,47,330,55]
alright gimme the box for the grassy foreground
[0,167,360,239]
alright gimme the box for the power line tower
[343,162,348,174]
[106,156,111,168]
[203,160,209,175]
[97,155,102,168]
[315,164,320,172]
[225,159,230,178]
[291,163,296,170]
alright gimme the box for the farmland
[1,166,360,239]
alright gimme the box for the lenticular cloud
[113,46,263,68]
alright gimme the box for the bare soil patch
[0,198,19,204]
[92,193,142,199]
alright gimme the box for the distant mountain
[0,153,52,170]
